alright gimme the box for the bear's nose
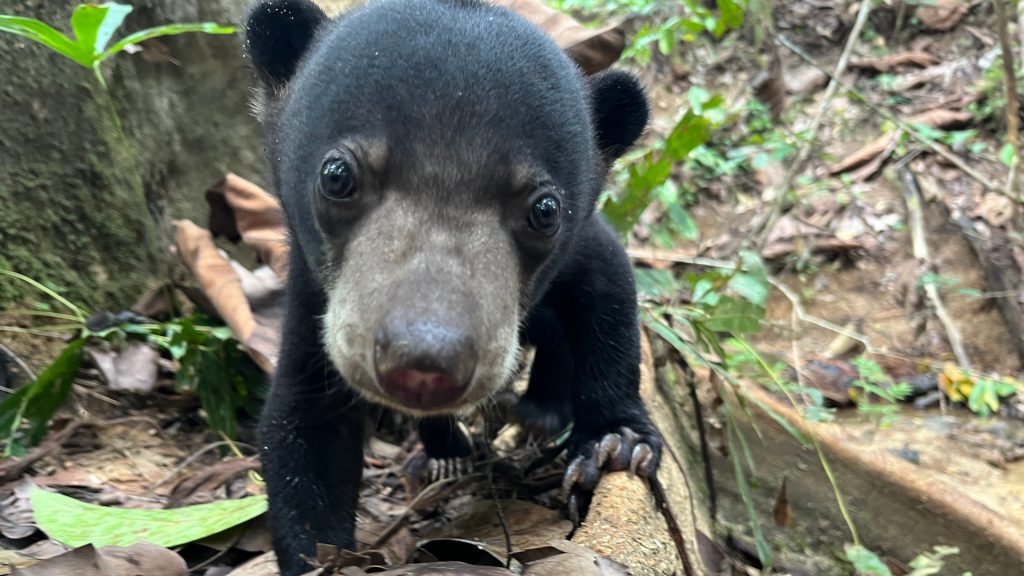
[373,315,476,411]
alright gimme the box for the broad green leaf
[31,489,267,548]
[728,273,768,307]
[658,27,672,56]
[665,111,710,161]
[1000,143,1016,167]
[635,268,680,299]
[71,3,132,57]
[703,296,764,334]
[716,0,745,31]
[0,339,85,455]
[100,22,236,63]
[845,545,892,576]
[667,204,698,241]
[0,16,86,65]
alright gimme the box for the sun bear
[244,1,661,573]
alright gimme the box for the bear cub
[244,0,662,573]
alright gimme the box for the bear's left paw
[561,425,662,525]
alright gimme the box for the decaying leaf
[917,0,969,31]
[165,459,261,508]
[10,542,187,576]
[0,480,39,540]
[493,0,624,75]
[174,220,281,373]
[513,541,631,576]
[338,562,514,576]
[786,66,829,96]
[753,43,786,122]
[851,50,939,73]
[970,193,1015,228]
[205,174,289,279]
[828,109,972,176]
[773,477,792,528]
[85,342,159,393]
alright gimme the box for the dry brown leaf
[761,237,868,261]
[12,543,187,576]
[773,477,792,528]
[828,109,972,175]
[494,0,624,75]
[338,563,514,576]
[917,0,969,31]
[0,480,37,540]
[851,50,940,73]
[514,541,630,576]
[753,44,786,122]
[786,66,829,96]
[174,219,281,372]
[971,193,1015,227]
[205,174,289,280]
[225,551,280,576]
[108,342,160,392]
[166,459,261,508]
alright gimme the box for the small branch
[0,419,82,483]
[774,34,1001,193]
[995,0,1021,204]
[898,166,973,376]
[768,277,876,357]
[750,0,875,247]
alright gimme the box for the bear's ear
[588,70,649,162]
[244,0,328,91]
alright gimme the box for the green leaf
[70,3,132,57]
[658,27,673,56]
[666,204,699,240]
[100,22,236,63]
[703,296,764,334]
[687,86,711,112]
[0,15,85,65]
[31,489,267,548]
[716,0,745,31]
[728,273,768,307]
[635,269,681,299]
[845,545,892,576]
[665,111,711,161]
[0,339,85,455]
[1000,143,1016,167]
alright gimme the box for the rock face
[0,0,266,307]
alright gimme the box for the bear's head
[244,0,647,415]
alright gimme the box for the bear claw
[561,426,661,525]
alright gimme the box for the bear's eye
[319,157,356,201]
[528,193,561,235]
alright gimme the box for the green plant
[602,87,727,235]
[0,271,265,456]
[32,488,267,548]
[849,356,913,427]
[551,0,745,66]
[0,2,233,88]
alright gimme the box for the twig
[774,34,1001,193]
[0,419,83,483]
[371,473,483,549]
[995,0,1021,204]
[0,343,36,383]
[750,0,875,247]
[149,440,234,490]
[898,166,971,416]
[487,464,513,568]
